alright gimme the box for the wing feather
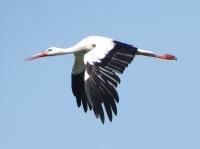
[83,40,137,123]
[71,71,92,112]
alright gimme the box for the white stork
[27,36,177,123]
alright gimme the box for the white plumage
[27,36,177,124]
[83,36,115,65]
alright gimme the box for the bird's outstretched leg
[136,49,177,60]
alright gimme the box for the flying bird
[27,36,177,123]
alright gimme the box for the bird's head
[26,47,64,61]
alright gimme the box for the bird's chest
[72,53,86,74]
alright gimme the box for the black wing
[71,71,92,112]
[84,41,138,123]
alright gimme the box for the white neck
[54,45,83,55]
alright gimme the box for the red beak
[26,51,48,61]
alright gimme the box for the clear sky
[1,0,200,149]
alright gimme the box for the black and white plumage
[27,36,177,123]
[73,39,137,123]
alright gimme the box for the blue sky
[1,0,200,149]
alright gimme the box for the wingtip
[94,113,105,124]
[100,117,105,124]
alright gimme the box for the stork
[27,36,177,123]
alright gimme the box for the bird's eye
[92,44,96,48]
